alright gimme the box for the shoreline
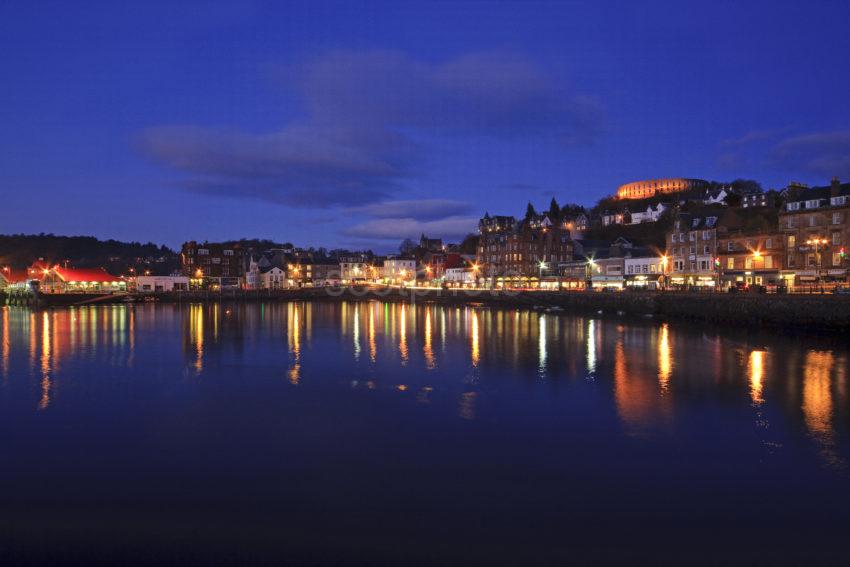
[6,287,850,331]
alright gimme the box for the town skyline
[2,1,850,251]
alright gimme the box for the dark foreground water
[0,302,849,566]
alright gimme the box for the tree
[399,238,417,256]
[548,197,560,221]
[525,202,537,221]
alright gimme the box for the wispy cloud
[139,50,602,207]
[342,216,477,241]
[346,199,473,221]
[770,130,850,178]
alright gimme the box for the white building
[629,203,669,224]
[382,256,416,284]
[135,275,189,292]
[261,266,287,289]
[624,256,665,289]
[444,267,476,286]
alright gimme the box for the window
[198,249,209,255]
[727,257,734,269]
[809,216,817,227]
[833,213,842,225]
[223,250,234,256]
[703,245,710,254]
[689,246,696,254]
[745,257,753,269]
[764,256,773,269]
[650,264,657,274]
[689,233,696,241]
[833,252,843,266]
[831,196,846,206]
[787,202,800,211]
[627,265,633,274]
[806,200,820,209]
[765,238,772,249]
[702,231,711,240]
[727,242,734,251]
[787,254,795,267]
[833,232,841,245]
[212,257,221,264]
[787,217,796,229]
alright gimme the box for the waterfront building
[339,254,371,284]
[666,208,723,288]
[617,178,709,200]
[181,241,245,289]
[476,213,572,288]
[41,267,126,293]
[778,177,850,287]
[624,255,666,289]
[134,275,189,292]
[382,256,416,284]
[717,231,785,289]
[260,266,287,290]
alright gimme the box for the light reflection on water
[1,301,846,461]
[1,301,850,563]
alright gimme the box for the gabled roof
[53,267,122,283]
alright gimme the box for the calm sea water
[0,302,848,566]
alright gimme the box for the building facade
[717,232,784,289]
[181,242,245,289]
[477,214,572,288]
[666,210,721,288]
[779,178,850,286]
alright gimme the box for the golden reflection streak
[39,311,51,410]
[658,323,672,393]
[368,303,376,363]
[288,303,301,384]
[191,304,204,374]
[398,304,408,365]
[538,314,547,375]
[353,305,361,361]
[802,350,838,464]
[470,310,480,367]
[748,350,765,406]
[424,307,435,370]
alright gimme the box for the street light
[805,237,829,275]
[538,260,547,287]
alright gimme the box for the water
[1,302,849,566]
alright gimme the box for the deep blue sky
[2,0,849,252]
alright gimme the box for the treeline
[0,233,178,275]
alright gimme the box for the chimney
[831,176,841,197]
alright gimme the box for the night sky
[2,0,849,252]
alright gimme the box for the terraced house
[779,177,850,287]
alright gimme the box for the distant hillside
[0,234,179,275]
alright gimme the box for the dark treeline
[0,233,178,275]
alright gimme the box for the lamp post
[805,238,828,286]
[585,258,595,290]
[538,260,547,288]
[660,254,669,291]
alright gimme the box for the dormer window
[787,202,800,211]
[806,200,820,209]
[831,196,846,206]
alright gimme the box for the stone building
[180,241,245,289]
[476,214,572,288]
[665,208,723,288]
[717,231,785,289]
[778,177,850,286]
